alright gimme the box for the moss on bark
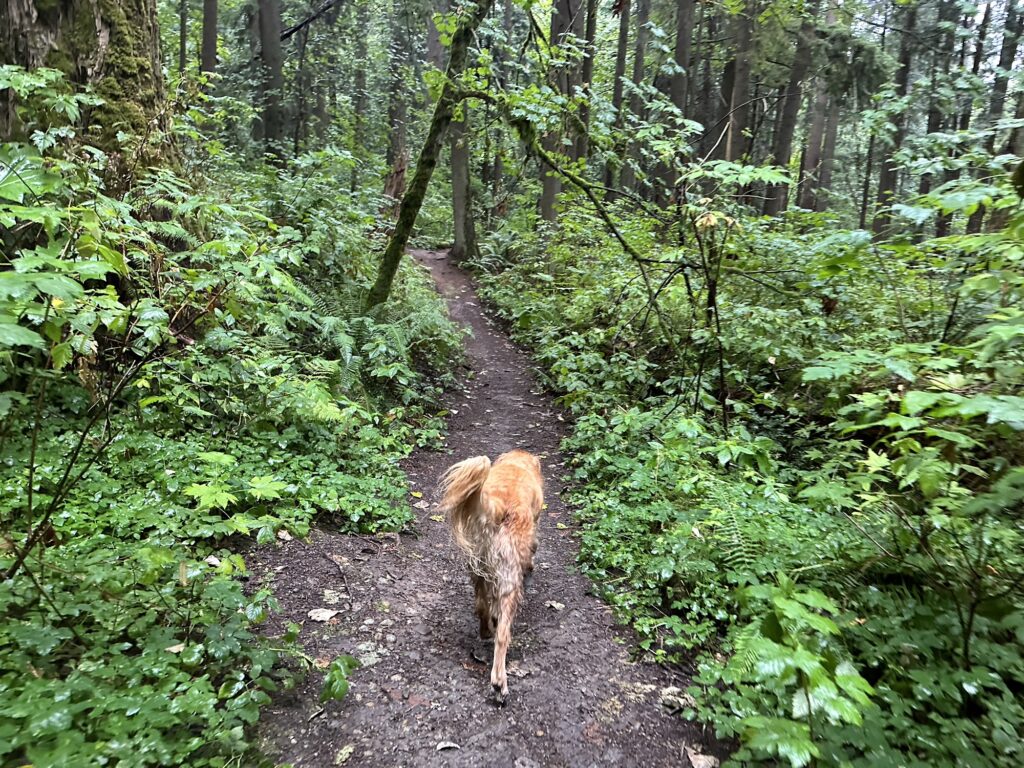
[1,0,167,155]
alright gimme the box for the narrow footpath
[255,251,720,767]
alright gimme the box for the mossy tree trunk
[366,0,495,309]
[350,0,369,192]
[1,0,168,151]
[450,106,477,262]
[257,0,284,155]
[383,0,410,210]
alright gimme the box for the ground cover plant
[0,66,459,765]
[474,179,1024,765]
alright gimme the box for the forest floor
[254,251,721,768]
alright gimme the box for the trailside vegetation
[0,64,458,765]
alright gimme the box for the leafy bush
[474,182,1024,765]
[0,68,458,765]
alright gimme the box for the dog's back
[480,450,543,565]
[439,449,543,703]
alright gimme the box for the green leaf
[248,475,289,501]
[185,482,238,511]
[0,148,62,202]
[740,716,819,767]
[0,320,43,348]
[320,655,361,702]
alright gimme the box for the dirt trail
[255,251,718,767]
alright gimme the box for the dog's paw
[493,684,508,707]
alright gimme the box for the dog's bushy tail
[439,455,492,558]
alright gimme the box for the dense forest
[1,0,1022,764]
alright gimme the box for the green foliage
[475,179,1024,765]
[320,655,362,703]
[1,69,458,765]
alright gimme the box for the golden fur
[439,449,543,704]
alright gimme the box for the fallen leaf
[314,657,332,670]
[308,608,341,622]
[436,741,460,752]
[684,745,719,768]
[323,588,343,605]
[545,601,565,611]
[204,555,221,567]
[277,529,293,541]
[334,744,355,764]
[413,500,431,509]
[165,643,185,653]
[430,514,445,522]
[556,522,568,530]
[410,491,423,498]
[407,693,431,708]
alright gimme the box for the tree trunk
[179,0,188,73]
[603,0,631,190]
[620,0,650,192]
[293,28,309,155]
[798,79,827,209]
[670,0,695,114]
[314,87,329,139]
[1,0,168,152]
[201,0,217,73]
[697,8,717,157]
[859,133,875,229]
[872,2,917,235]
[350,1,369,192]
[568,0,584,146]
[937,4,991,236]
[967,0,1022,232]
[450,108,476,261]
[1005,88,1024,156]
[540,0,573,220]
[724,2,754,162]
[367,0,494,308]
[763,0,818,215]
[815,97,839,211]
[258,0,285,155]
[384,3,410,210]
[576,0,598,159]
[491,0,516,218]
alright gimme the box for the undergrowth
[474,182,1024,767]
[0,68,459,766]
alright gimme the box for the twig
[281,0,345,41]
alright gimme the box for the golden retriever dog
[439,450,543,704]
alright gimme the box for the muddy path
[254,251,720,767]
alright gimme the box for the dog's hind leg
[473,574,494,640]
[490,590,518,705]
